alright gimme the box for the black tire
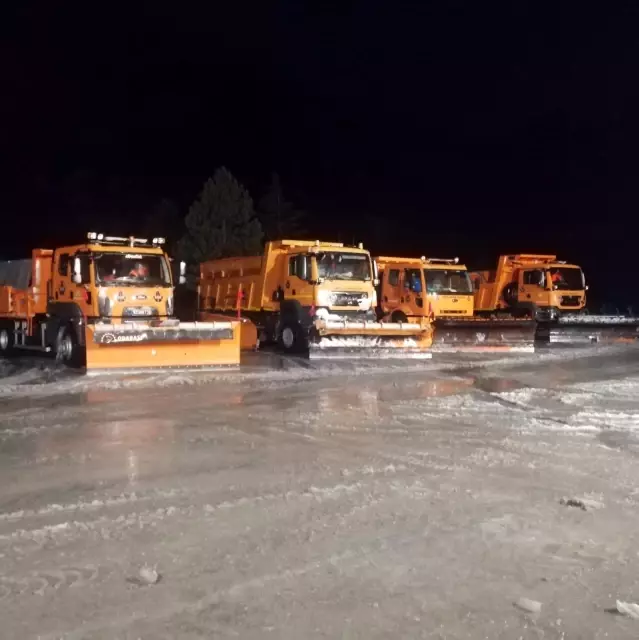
[0,324,14,357]
[277,320,308,354]
[55,324,85,368]
[391,311,408,323]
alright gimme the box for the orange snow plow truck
[0,233,241,372]
[375,256,536,351]
[471,254,639,344]
[198,239,433,358]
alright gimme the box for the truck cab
[51,233,187,325]
[375,256,474,322]
[471,254,587,320]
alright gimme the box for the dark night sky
[3,1,639,310]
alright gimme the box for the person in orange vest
[550,269,564,286]
[129,261,149,279]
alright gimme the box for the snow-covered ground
[1,345,639,638]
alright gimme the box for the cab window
[58,254,69,276]
[523,269,544,287]
[388,269,400,286]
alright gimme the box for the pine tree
[257,172,306,240]
[177,167,263,265]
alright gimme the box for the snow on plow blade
[537,315,639,345]
[309,320,433,359]
[432,318,536,353]
[84,320,241,371]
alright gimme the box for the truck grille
[122,306,159,317]
[560,296,581,307]
[332,292,366,307]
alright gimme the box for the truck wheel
[0,326,14,356]
[56,325,84,368]
[278,321,308,354]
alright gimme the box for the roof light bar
[424,257,460,264]
[87,233,165,247]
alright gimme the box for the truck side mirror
[309,256,319,283]
[297,255,308,281]
[179,261,187,285]
[72,256,82,284]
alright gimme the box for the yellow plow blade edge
[84,321,241,371]
[431,318,537,353]
[537,315,639,345]
[309,320,433,359]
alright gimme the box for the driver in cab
[128,262,149,279]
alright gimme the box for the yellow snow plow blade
[308,318,433,359]
[199,313,259,351]
[432,317,537,352]
[84,320,241,371]
[537,314,639,345]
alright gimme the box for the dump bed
[0,259,33,290]
[200,254,267,314]
[0,250,53,317]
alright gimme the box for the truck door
[52,251,70,302]
[520,269,548,308]
[284,253,314,310]
[382,268,401,310]
[53,251,93,316]
[69,252,94,317]
[402,268,423,313]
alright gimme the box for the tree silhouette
[177,167,263,265]
[257,172,306,240]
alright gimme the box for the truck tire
[278,320,308,354]
[55,324,84,368]
[0,325,14,357]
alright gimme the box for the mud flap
[84,320,241,371]
[432,318,537,353]
[537,315,639,345]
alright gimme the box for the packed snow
[1,344,639,638]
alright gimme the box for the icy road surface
[1,346,639,639]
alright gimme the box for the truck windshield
[548,267,584,291]
[423,269,473,294]
[316,252,372,281]
[94,253,171,286]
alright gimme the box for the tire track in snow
[0,489,184,523]
[0,565,100,599]
[0,475,396,549]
